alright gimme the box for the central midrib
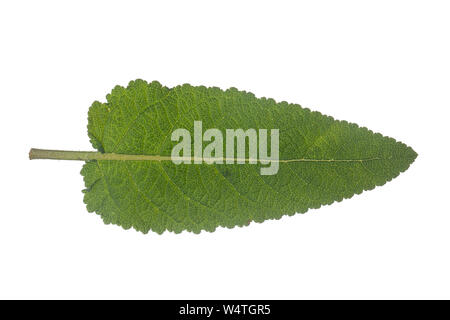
[29,148,386,162]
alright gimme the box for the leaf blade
[82,80,417,234]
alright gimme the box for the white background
[1,0,449,299]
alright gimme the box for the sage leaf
[30,79,417,234]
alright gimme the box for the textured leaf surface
[81,80,416,234]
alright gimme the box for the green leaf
[74,79,417,234]
[27,79,417,234]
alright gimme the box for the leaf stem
[28,148,170,161]
[30,148,100,161]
